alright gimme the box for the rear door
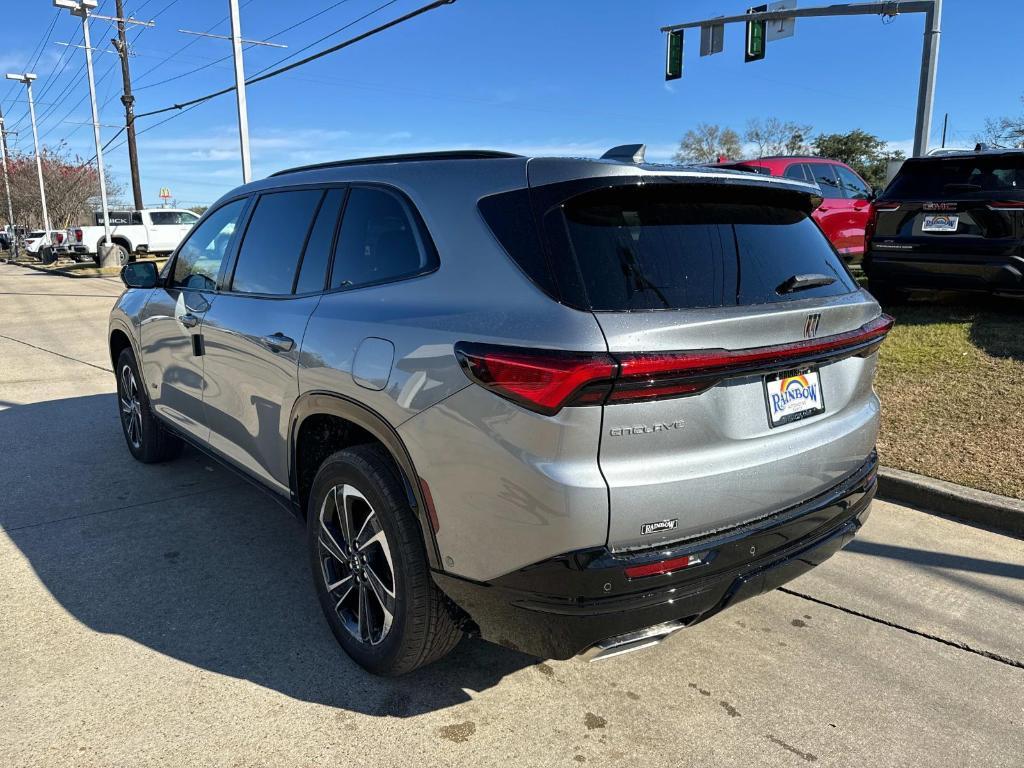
[536,178,881,551]
[805,162,853,252]
[833,164,873,259]
[200,187,340,492]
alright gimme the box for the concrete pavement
[1,262,1021,767]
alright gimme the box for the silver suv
[109,147,891,675]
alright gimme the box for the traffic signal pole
[660,1,943,156]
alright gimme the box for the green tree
[812,129,903,189]
[674,123,743,164]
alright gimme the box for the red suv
[720,157,875,263]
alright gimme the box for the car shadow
[0,394,535,715]
[873,290,1024,361]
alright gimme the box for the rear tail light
[987,200,1024,211]
[74,228,83,242]
[865,201,900,245]
[455,314,894,415]
[54,232,64,244]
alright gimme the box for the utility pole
[660,1,944,157]
[228,0,251,183]
[0,110,19,260]
[178,9,286,184]
[4,73,51,245]
[54,0,112,255]
[113,0,143,210]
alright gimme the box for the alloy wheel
[317,483,397,646]
[119,364,143,449]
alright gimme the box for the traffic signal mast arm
[659,1,933,33]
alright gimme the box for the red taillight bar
[455,314,894,415]
[988,200,1024,211]
[624,553,704,579]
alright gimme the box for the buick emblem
[804,313,821,339]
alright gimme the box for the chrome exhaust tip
[580,620,685,662]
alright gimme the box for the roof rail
[271,150,522,177]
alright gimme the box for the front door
[137,198,249,442]
[200,187,340,492]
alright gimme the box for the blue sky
[1,0,1020,206]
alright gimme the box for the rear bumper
[865,248,1024,293]
[434,453,877,659]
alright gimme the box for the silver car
[109,146,891,675]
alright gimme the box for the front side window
[330,187,435,290]
[231,190,322,295]
[835,165,871,200]
[171,198,247,290]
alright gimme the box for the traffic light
[665,29,683,80]
[745,4,767,62]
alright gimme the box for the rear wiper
[776,273,836,294]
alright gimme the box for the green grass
[874,293,1024,499]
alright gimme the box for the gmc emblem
[804,313,822,339]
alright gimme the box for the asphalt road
[1,262,1021,768]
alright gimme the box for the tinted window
[295,189,344,294]
[884,155,1024,200]
[478,188,557,297]
[150,211,199,226]
[835,165,871,199]
[557,184,855,311]
[171,199,247,290]
[232,190,321,295]
[783,163,809,182]
[808,164,842,198]
[98,211,142,226]
[330,187,434,290]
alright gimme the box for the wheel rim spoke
[319,482,397,647]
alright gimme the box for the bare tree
[745,117,814,158]
[0,144,123,229]
[976,97,1024,148]
[674,123,743,164]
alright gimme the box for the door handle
[179,313,199,329]
[260,332,295,353]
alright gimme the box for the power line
[134,0,357,92]
[136,0,440,120]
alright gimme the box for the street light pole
[913,0,942,157]
[228,0,252,183]
[5,73,51,243]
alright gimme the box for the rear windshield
[483,181,854,311]
[884,155,1024,201]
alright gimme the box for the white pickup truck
[67,208,201,264]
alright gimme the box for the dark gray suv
[109,147,891,675]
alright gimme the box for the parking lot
[0,261,1021,767]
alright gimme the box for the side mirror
[121,260,159,289]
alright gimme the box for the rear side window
[807,164,842,198]
[330,187,436,290]
[231,189,321,295]
[295,188,344,294]
[553,184,856,311]
[784,163,809,182]
[885,155,1024,200]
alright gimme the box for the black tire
[867,278,910,306]
[307,445,462,676]
[115,347,182,463]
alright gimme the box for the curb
[878,466,1024,537]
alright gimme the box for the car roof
[258,149,821,197]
